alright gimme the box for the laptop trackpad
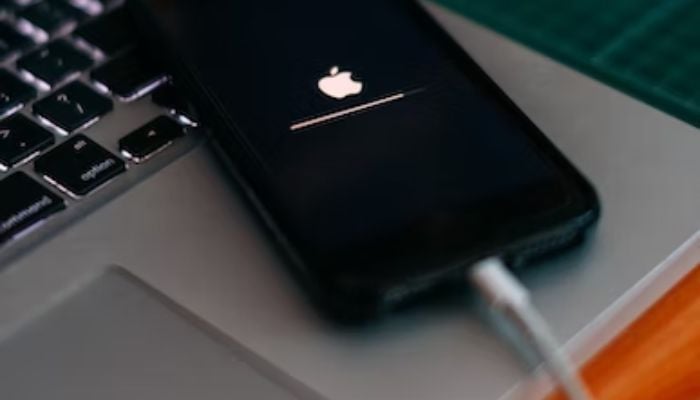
[0,267,317,400]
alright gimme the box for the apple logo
[317,66,363,100]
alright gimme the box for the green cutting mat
[437,0,700,127]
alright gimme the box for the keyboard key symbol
[73,139,87,151]
[57,93,85,114]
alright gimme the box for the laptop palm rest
[0,267,317,400]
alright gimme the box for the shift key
[35,135,126,198]
[0,172,65,244]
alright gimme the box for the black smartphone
[129,0,600,320]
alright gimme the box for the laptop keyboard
[0,0,199,251]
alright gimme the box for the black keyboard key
[0,70,36,118]
[18,0,86,39]
[35,134,125,197]
[0,114,54,170]
[33,81,112,134]
[74,7,135,56]
[119,116,184,163]
[0,0,19,17]
[151,84,199,126]
[0,172,65,244]
[17,40,93,87]
[0,22,32,60]
[91,49,167,101]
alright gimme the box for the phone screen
[135,0,596,284]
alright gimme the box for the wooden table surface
[547,264,700,400]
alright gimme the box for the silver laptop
[0,1,698,399]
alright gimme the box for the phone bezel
[129,0,600,320]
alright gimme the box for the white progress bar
[290,92,410,132]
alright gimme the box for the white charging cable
[468,258,592,400]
